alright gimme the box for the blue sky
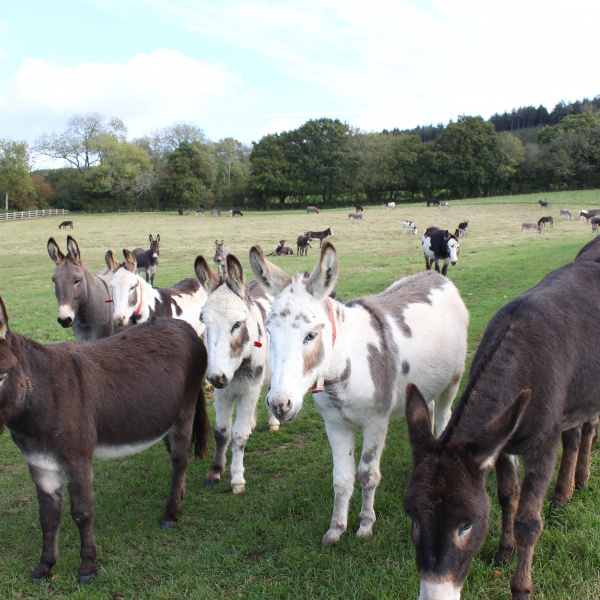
[1,0,599,161]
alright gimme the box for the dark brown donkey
[132,233,160,286]
[403,254,600,600]
[0,300,209,583]
[48,236,118,341]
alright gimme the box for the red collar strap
[132,281,143,317]
[310,297,337,394]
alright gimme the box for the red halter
[132,281,143,317]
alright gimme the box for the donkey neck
[75,265,112,326]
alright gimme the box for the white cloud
[0,49,245,142]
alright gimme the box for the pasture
[1,189,600,599]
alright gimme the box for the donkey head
[403,383,531,600]
[196,254,260,389]
[106,249,142,328]
[0,297,27,435]
[249,241,338,421]
[48,236,87,328]
[444,231,460,266]
[149,234,160,259]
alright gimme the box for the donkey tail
[191,384,211,460]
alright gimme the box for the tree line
[1,95,600,212]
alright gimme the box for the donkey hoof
[232,483,246,494]
[493,548,514,566]
[549,494,569,508]
[269,424,280,431]
[322,528,343,546]
[161,519,178,530]
[205,478,219,488]
[78,570,97,584]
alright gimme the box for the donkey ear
[156,234,160,243]
[470,389,532,472]
[122,249,137,273]
[194,255,222,294]
[105,250,120,273]
[405,383,434,462]
[444,230,451,240]
[149,234,153,243]
[0,296,8,339]
[225,254,246,298]
[66,236,81,264]
[307,241,338,300]
[249,245,292,295]
[47,238,65,265]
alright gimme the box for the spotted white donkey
[249,241,469,546]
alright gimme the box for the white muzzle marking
[418,579,462,600]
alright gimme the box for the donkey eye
[304,332,317,344]
[458,523,472,536]
[73,279,81,286]
[231,321,242,333]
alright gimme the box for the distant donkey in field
[214,240,232,278]
[132,234,160,286]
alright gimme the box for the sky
[1,0,599,163]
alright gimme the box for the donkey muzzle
[57,316,73,328]
[266,393,296,421]
[208,373,229,389]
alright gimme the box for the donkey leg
[433,371,463,436]
[551,425,582,506]
[268,409,281,431]
[65,462,98,583]
[575,417,599,490]
[510,442,558,600]
[356,420,389,539]
[494,452,521,565]
[162,414,194,528]
[434,258,441,273]
[206,390,234,487]
[230,389,260,494]
[441,259,449,276]
[322,422,356,546]
[28,463,64,582]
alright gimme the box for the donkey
[402,220,418,235]
[105,249,206,336]
[132,233,160,286]
[210,208,221,217]
[382,202,396,209]
[559,209,573,220]
[438,201,450,210]
[249,242,469,546]
[537,216,553,228]
[456,221,468,237]
[305,227,333,248]
[48,236,118,341]
[297,235,312,256]
[421,227,460,276]
[404,254,600,599]
[229,209,243,217]
[355,205,364,212]
[521,222,542,234]
[195,254,280,493]
[426,198,439,207]
[0,299,210,583]
[591,216,600,234]
[349,213,364,223]
[306,206,320,214]
[58,220,73,229]
[214,240,232,278]
[539,199,550,208]
[267,240,294,256]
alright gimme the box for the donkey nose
[267,394,293,420]
[208,373,228,389]
[115,316,127,327]
[57,316,73,328]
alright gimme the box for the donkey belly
[94,436,165,459]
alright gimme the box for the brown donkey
[0,300,209,583]
[403,255,600,600]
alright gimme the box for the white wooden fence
[0,209,70,222]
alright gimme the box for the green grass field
[1,189,600,599]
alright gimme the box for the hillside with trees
[1,95,599,212]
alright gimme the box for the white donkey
[105,249,206,336]
[195,254,280,493]
[249,241,469,546]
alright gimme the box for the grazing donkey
[210,208,221,217]
[132,233,160,286]
[58,220,73,229]
[355,204,364,212]
[105,249,206,336]
[229,209,243,217]
[402,220,418,235]
[537,216,553,228]
[456,220,468,237]
[403,254,600,600]
[195,254,280,493]
[349,213,364,223]
[214,240,233,278]
[0,299,210,583]
[297,235,312,256]
[438,201,450,210]
[249,242,469,546]
[306,206,320,214]
[559,209,573,220]
[521,222,542,234]
[305,228,334,248]
[538,199,550,208]
[421,227,460,276]
[48,236,118,341]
